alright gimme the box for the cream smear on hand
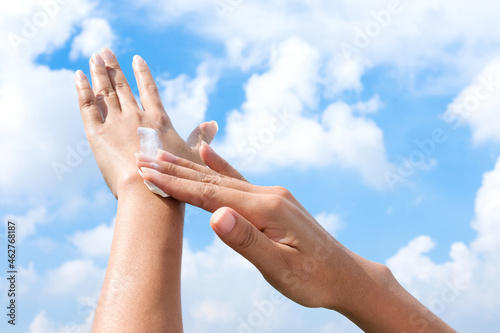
[137,127,169,198]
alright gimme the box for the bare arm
[74,49,217,332]
[93,178,184,332]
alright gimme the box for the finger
[140,168,266,221]
[211,207,282,274]
[154,150,269,195]
[132,55,169,118]
[136,154,257,194]
[89,53,121,119]
[156,149,219,177]
[75,70,103,129]
[200,143,247,181]
[100,48,138,111]
[186,121,218,148]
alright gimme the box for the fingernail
[208,120,219,138]
[133,55,146,66]
[201,140,215,154]
[140,167,162,176]
[212,209,236,235]
[75,70,87,82]
[101,48,116,61]
[136,153,156,163]
[91,53,105,66]
[157,149,177,163]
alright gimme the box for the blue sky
[1,0,500,332]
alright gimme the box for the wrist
[327,253,390,322]
[115,171,146,198]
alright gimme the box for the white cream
[137,127,169,198]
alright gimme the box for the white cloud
[30,310,94,333]
[443,58,500,145]
[69,18,115,60]
[4,206,51,242]
[133,0,212,23]
[1,0,96,60]
[181,236,362,333]
[387,156,500,330]
[181,238,268,332]
[215,37,393,189]
[315,212,343,237]
[471,156,500,255]
[132,0,500,96]
[69,218,115,257]
[43,259,105,298]
[18,262,40,296]
[158,62,217,139]
[0,1,112,205]
[30,311,56,333]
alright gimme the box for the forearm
[92,176,184,332]
[336,252,455,333]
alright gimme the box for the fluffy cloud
[315,212,343,237]
[3,207,51,242]
[69,18,115,60]
[387,156,500,331]
[158,62,217,139]
[69,217,115,257]
[132,0,500,95]
[215,37,393,189]
[181,234,360,332]
[0,0,113,204]
[43,259,105,298]
[1,0,96,60]
[443,58,500,145]
[29,311,93,333]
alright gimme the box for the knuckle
[80,98,96,111]
[95,87,116,99]
[201,183,217,199]
[113,82,132,92]
[161,161,176,174]
[266,194,288,212]
[272,186,292,200]
[236,225,258,250]
[152,112,170,127]
[195,183,217,208]
[201,174,222,186]
[143,82,160,95]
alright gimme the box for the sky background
[1,0,500,332]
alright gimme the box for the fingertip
[208,120,219,138]
[91,53,105,67]
[157,149,178,163]
[200,140,216,154]
[100,47,116,61]
[139,170,156,185]
[75,70,88,84]
[211,207,236,236]
[200,141,218,166]
[133,55,147,67]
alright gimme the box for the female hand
[75,48,217,198]
[136,147,457,332]
[135,144,386,312]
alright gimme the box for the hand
[135,144,385,311]
[74,48,218,198]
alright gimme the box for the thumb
[200,142,247,182]
[186,120,218,148]
[210,207,275,266]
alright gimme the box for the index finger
[132,55,169,117]
[140,168,267,225]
